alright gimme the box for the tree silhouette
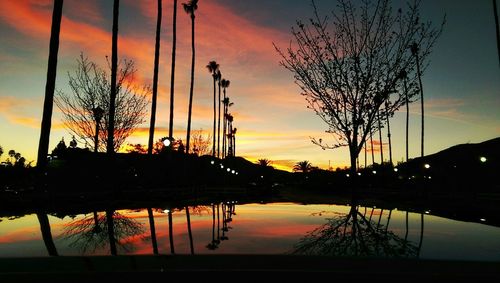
[257,158,272,167]
[183,0,199,154]
[290,202,419,258]
[293,160,313,173]
[37,0,63,169]
[275,0,443,176]
[216,70,222,158]
[169,0,178,141]
[55,55,149,152]
[62,210,145,255]
[147,0,163,155]
[107,0,120,154]
[207,61,220,157]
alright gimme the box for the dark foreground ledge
[1,255,499,282]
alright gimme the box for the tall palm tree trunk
[147,208,159,255]
[212,77,216,156]
[185,14,196,154]
[148,0,162,155]
[107,0,119,154]
[168,0,177,140]
[217,82,221,158]
[370,128,375,165]
[377,110,383,164]
[37,0,63,169]
[494,0,500,66]
[386,110,393,166]
[414,50,424,158]
[404,76,409,162]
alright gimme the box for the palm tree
[400,70,410,162]
[183,0,198,154]
[169,0,178,140]
[385,101,393,166]
[216,70,222,158]
[220,79,230,157]
[37,0,63,169]
[107,0,120,154]
[411,42,424,158]
[206,61,220,157]
[377,110,384,164]
[293,160,313,173]
[232,127,237,157]
[148,0,163,155]
[257,159,272,167]
[226,113,233,156]
[494,0,500,66]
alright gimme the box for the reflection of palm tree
[185,206,194,254]
[37,0,63,168]
[291,201,418,258]
[147,208,158,255]
[418,213,424,256]
[183,0,198,154]
[147,0,163,155]
[206,204,219,250]
[168,0,178,140]
[37,213,58,256]
[168,209,175,254]
[63,210,145,255]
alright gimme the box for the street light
[92,106,104,153]
[480,156,487,163]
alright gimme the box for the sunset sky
[0,0,499,171]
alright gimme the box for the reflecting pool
[1,202,499,261]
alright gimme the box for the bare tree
[191,128,212,156]
[55,54,149,152]
[275,0,443,175]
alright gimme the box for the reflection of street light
[424,163,430,169]
[92,106,104,153]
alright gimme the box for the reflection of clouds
[61,211,145,254]
[290,205,419,258]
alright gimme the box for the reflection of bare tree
[290,202,419,258]
[62,210,145,255]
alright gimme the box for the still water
[1,202,499,261]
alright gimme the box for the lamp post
[92,106,104,153]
